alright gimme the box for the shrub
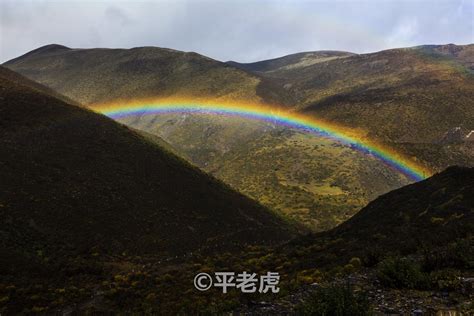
[343,264,355,274]
[428,269,462,291]
[422,239,474,271]
[296,284,372,316]
[376,257,427,289]
[349,257,362,270]
[362,249,383,267]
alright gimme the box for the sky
[1,0,473,63]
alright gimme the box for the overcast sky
[1,0,473,63]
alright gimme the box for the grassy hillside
[6,43,473,147]
[227,50,353,73]
[3,44,292,106]
[0,65,295,279]
[239,46,473,142]
[122,112,412,230]
[230,44,474,173]
[3,45,419,232]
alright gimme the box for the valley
[7,44,471,231]
[1,42,473,314]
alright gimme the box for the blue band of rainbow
[94,100,431,182]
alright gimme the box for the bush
[362,249,383,267]
[422,239,474,271]
[376,257,427,289]
[296,284,372,316]
[349,257,362,270]
[428,269,461,291]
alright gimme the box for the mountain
[6,43,473,149]
[0,65,471,313]
[3,44,293,106]
[219,165,474,275]
[0,58,79,106]
[227,50,354,73]
[231,44,474,172]
[0,65,295,278]
[231,44,474,143]
[414,44,474,71]
[2,44,423,232]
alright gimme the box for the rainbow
[93,99,431,181]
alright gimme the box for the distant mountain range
[8,44,473,230]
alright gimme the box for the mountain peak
[3,44,71,65]
[35,43,71,51]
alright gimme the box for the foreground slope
[27,166,469,314]
[0,66,294,275]
[165,166,473,313]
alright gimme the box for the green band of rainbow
[94,100,431,181]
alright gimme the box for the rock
[412,308,423,315]
[461,277,474,294]
[440,127,464,144]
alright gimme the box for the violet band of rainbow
[94,100,432,182]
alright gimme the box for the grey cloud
[1,0,472,63]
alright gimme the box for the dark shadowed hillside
[0,66,295,277]
[158,166,473,313]
[35,166,469,314]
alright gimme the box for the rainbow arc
[93,99,432,181]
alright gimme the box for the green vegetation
[376,253,471,292]
[296,285,372,316]
[376,257,428,289]
[232,44,474,172]
[3,44,266,105]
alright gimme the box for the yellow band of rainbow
[93,99,432,181]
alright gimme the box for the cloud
[386,17,420,47]
[1,0,472,63]
[105,6,132,27]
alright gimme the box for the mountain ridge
[4,43,473,231]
